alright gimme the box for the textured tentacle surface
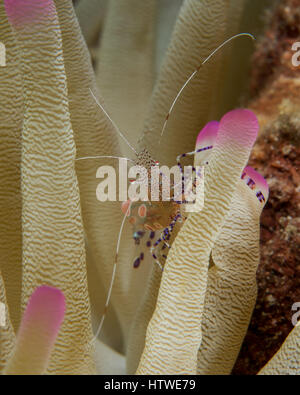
[0,0,23,331]
[4,0,95,374]
[197,171,269,374]
[258,324,300,375]
[195,120,269,374]
[0,272,15,371]
[126,265,163,374]
[54,0,126,352]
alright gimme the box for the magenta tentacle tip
[4,0,54,28]
[217,109,259,149]
[196,121,219,148]
[23,285,66,334]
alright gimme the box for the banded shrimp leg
[150,120,220,269]
[149,164,204,272]
[149,211,183,271]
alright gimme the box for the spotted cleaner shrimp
[76,33,256,340]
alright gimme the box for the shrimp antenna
[76,155,135,163]
[89,88,138,155]
[93,201,132,341]
[159,32,255,143]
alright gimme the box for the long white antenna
[89,88,138,155]
[159,33,255,143]
[76,155,135,163]
[93,201,132,341]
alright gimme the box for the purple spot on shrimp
[133,257,141,268]
[150,231,155,239]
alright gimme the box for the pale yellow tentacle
[197,180,266,374]
[0,0,23,330]
[0,272,15,372]
[258,324,300,375]
[4,0,95,374]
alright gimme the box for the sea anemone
[0,0,299,375]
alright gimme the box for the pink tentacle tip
[196,121,219,149]
[242,166,269,204]
[217,109,259,149]
[4,0,55,28]
[22,285,65,335]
